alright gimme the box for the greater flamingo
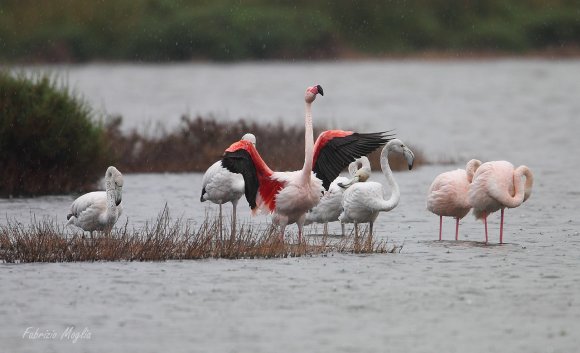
[468,161,534,244]
[222,85,392,242]
[338,139,414,243]
[426,159,482,241]
[66,166,123,234]
[304,156,371,236]
[200,133,256,238]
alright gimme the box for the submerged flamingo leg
[439,215,442,241]
[500,208,505,244]
[455,217,459,241]
[483,212,488,244]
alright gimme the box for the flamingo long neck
[105,180,117,213]
[301,101,314,183]
[378,145,400,212]
[466,159,482,183]
[501,166,532,208]
[520,166,534,202]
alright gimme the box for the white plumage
[339,139,415,240]
[66,166,123,233]
[305,156,371,235]
[200,133,256,237]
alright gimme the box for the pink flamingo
[468,161,534,244]
[427,159,482,241]
[221,85,392,242]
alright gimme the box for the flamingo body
[427,159,482,240]
[339,139,415,240]
[201,133,256,237]
[67,166,123,233]
[305,156,371,233]
[200,160,244,205]
[468,160,534,243]
[468,161,533,219]
[304,176,350,225]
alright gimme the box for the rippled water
[2,60,580,352]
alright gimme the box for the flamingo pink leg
[483,212,488,243]
[439,215,442,241]
[500,208,505,244]
[455,217,459,241]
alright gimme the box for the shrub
[0,72,110,196]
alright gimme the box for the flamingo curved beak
[115,187,123,206]
[404,146,415,170]
[316,85,324,96]
[338,175,359,189]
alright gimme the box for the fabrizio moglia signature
[22,326,91,343]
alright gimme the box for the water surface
[2,60,580,352]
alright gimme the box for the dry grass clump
[0,207,402,263]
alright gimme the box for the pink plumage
[468,160,534,244]
[427,159,481,241]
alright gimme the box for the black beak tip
[317,85,324,96]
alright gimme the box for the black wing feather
[221,150,258,209]
[313,132,394,190]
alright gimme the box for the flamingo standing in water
[222,85,392,242]
[305,156,371,236]
[200,133,256,238]
[426,159,482,241]
[338,139,415,243]
[66,166,123,235]
[468,161,534,244]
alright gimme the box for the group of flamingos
[67,84,534,245]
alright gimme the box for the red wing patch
[312,130,353,165]
[225,139,282,213]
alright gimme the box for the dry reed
[105,115,429,174]
[0,206,402,263]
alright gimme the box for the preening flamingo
[426,159,482,241]
[222,85,392,242]
[338,139,415,242]
[468,161,534,244]
[200,133,256,238]
[305,156,371,236]
[66,166,123,234]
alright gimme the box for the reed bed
[105,115,429,174]
[0,207,402,263]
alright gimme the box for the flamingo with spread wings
[222,85,392,242]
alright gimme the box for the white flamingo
[222,85,392,242]
[426,159,482,241]
[304,156,371,236]
[66,166,123,234]
[200,133,256,238]
[468,161,534,244]
[338,139,415,242]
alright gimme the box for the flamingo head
[241,133,256,147]
[338,167,370,189]
[305,85,323,103]
[105,166,124,206]
[387,139,415,170]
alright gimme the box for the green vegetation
[0,72,110,196]
[1,0,579,62]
